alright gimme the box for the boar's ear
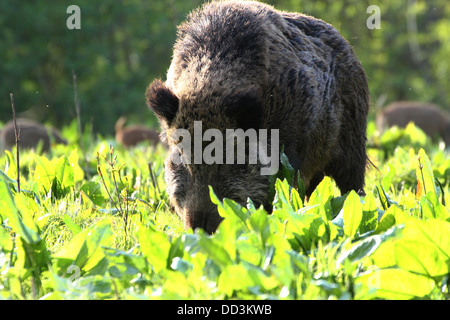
[225,87,262,130]
[146,79,179,126]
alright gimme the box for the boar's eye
[224,86,262,130]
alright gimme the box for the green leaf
[416,148,438,198]
[68,149,84,182]
[210,186,249,225]
[360,194,378,233]
[62,214,82,236]
[80,182,106,206]
[337,225,402,265]
[273,179,295,213]
[197,230,232,267]
[218,264,253,296]
[248,207,271,247]
[381,164,396,192]
[218,263,277,296]
[343,190,363,237]
[54,155,74,195]
[374,205,409,234]
[376,183,397,211]
[356,268,436,299]
[394,219,450,278]
[33,154,55,194]
[290,185,303,211]
[279,151,296,185]
[55,219,113,274]
[0,169,17,192]
[138,225,171,273]
[267,149,296,203]
[0,227,13,252]
[283,213,331,252]
[167,235,185,267]
[103,247,149,281]
[420,192,448,220]
[0,178,41,244]
[367,218,450,297]
[308,177,334,221]
[15,236,50,277]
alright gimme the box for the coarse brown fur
[115,117,162,147]
[376,101,450,145]
[0,118,67,152]
[146,0,370,233]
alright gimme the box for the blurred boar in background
[377,101,450,145]
[115,116,161,147]
[0,118,67,152]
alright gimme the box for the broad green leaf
[210,186,249,225]
[381,163,396,192]
[343,190,362,237]
[337,225,402,265]
[68,149,84,182]
[308,177,333,221]
[291,187,303,211]
[33,154,55,194]
[218,263,277,296]
[0,226,13,252]
[356,268,436,299]
[0,178,41,244]
[248,207,271,246]
[54,155,74,192]
[283,213,331,251]
[360,193,378,233]
[138,225,171,272]
[296,174,306,203]
[218,264,253,296]
[103,247,149,281]
[330,195,347,219]
[420,192,447,220]
[374,204,409,234]
[394,219,450,277]
[197,230,232,267]
[55,219,113,274]
[15,235,50,276]
[280,151,295,185]
[369,219,450,283]
[80,182,106,206]
[374,211,395,234]
[267,149,296,204]
[0,168,17,192]
[273,179,294,213]
[3,150,17,182]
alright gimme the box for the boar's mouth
[187,210,224,235]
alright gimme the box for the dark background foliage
[1,0,448,135]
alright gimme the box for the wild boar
[115,116,161,147]
[376,101,450,145]
[0,118,67,152]
[146,0,370,233]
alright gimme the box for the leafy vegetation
[1,0,449,300]
[0,122,449,300]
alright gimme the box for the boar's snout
[184,209,223,235]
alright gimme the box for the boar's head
[146,79,276,234]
